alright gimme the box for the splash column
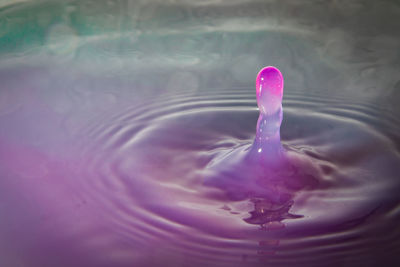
[253,66,284,163]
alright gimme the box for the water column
[252,66,284,164]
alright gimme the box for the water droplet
[256,66,283,115]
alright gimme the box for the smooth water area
[1,1,400,266]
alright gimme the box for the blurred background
[1,0,399,106]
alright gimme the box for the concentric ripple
[63,89,400,266]
[0,0,399,266]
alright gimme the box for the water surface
[1,1,400,266]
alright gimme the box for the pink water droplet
[256,66,284,115]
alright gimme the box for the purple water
[1,1,400,267]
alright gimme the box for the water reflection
[245,199,301,227]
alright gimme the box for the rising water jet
[204,66,317,204]
[251,66,284,164]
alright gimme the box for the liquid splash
[204,67,318,226]
[252,66,284,164]
[1,1,400,265]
